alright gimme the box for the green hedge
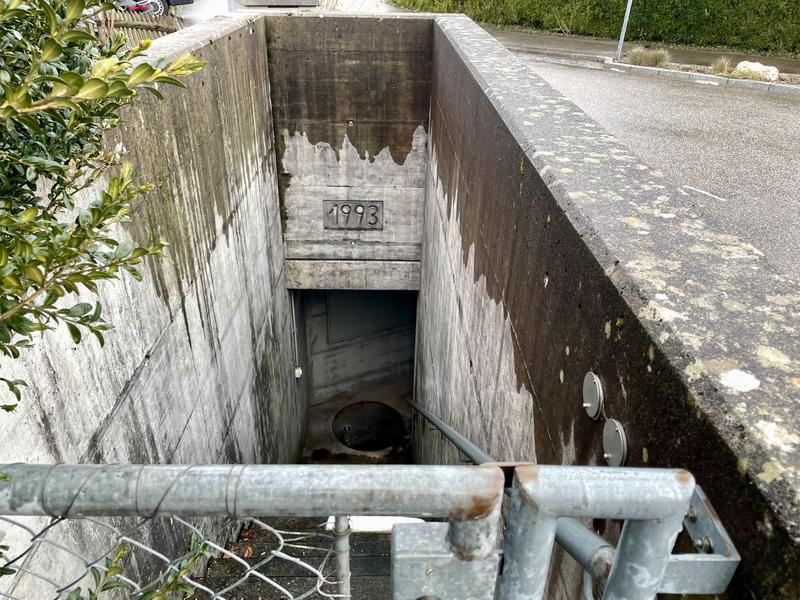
[395,0,800,55]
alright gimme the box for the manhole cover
[332,401,405,452]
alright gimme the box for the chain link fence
[1,514,344,599]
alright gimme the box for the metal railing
[410,402,741,598]
[0,454,738,599]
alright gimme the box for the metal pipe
[0,464,505,559]
[410,402,494,465]
[499,465,695,600]
[499,481,558,600]
[556,518,615,582]
[0,464,502,519]
[604,515,685,600]
[411,402,617,582]
[334,515,351,598]
[615,0,634,61]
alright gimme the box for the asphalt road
[518,57,800,279]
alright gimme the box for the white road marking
[684,185,728,202]
[693,80,720,85]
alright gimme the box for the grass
[728,68,767,81]
[626,46,671,67]
[710,56,732,75]
[710,56,770,80]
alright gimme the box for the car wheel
[146,0,169,16]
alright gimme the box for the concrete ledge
[602,59,800,95]
[285,260,420,290]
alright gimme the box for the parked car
[115,0,193,16]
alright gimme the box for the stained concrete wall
[300,290,416,406]
[0,16,306,590]
[266,15,432,291]
[414,15,800,599]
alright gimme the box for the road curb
[502,44,608,65]
[602,60,800,95]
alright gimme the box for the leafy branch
[64,538,213,599]
[0,0,205,408]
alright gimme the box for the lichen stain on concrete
[719,368,761,392]
[755,420,800,454]
[758,459,787,485]
[757,346,792,371]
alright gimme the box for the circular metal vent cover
[332,401,406,452]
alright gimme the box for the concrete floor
[302,377,413,464]
[518,57,800,280]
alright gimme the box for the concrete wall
[414,15,800,598]
[0,16,306,590]
[300,290,416,406]
[266,15,432,291]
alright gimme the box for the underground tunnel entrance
[295,289,417,463]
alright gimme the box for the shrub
[394,0,800,55]
[627,46,671,67]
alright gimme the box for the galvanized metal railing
[0,456,738,599]
[0,464,505,599]
[411,402,741,598]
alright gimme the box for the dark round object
[332,401,405,452]
[145,0,169,16]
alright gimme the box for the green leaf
[39,0,59,35]
[19,207,38,222]
[68,302,92,317]
[126,63,155,86]
[23,265,44,285]
[141,86,164,101]
[90,302,102,322]
[60,71,84,91]
[66,322,81,344]
[154,75,185,89]
[41,39,62,62]
[65,0,85,21]
[107,80,135,98]
[91,329,104,347]
[99,579,126,591]
[61,29,95,44]
[113,241,133,259]
[75,79,108,100]
[1,378,26,401]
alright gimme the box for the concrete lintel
[286,260,420,290]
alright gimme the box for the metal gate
[0,462,738,599]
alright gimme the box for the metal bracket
[392,522,500,600]
[659,485,741,595]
